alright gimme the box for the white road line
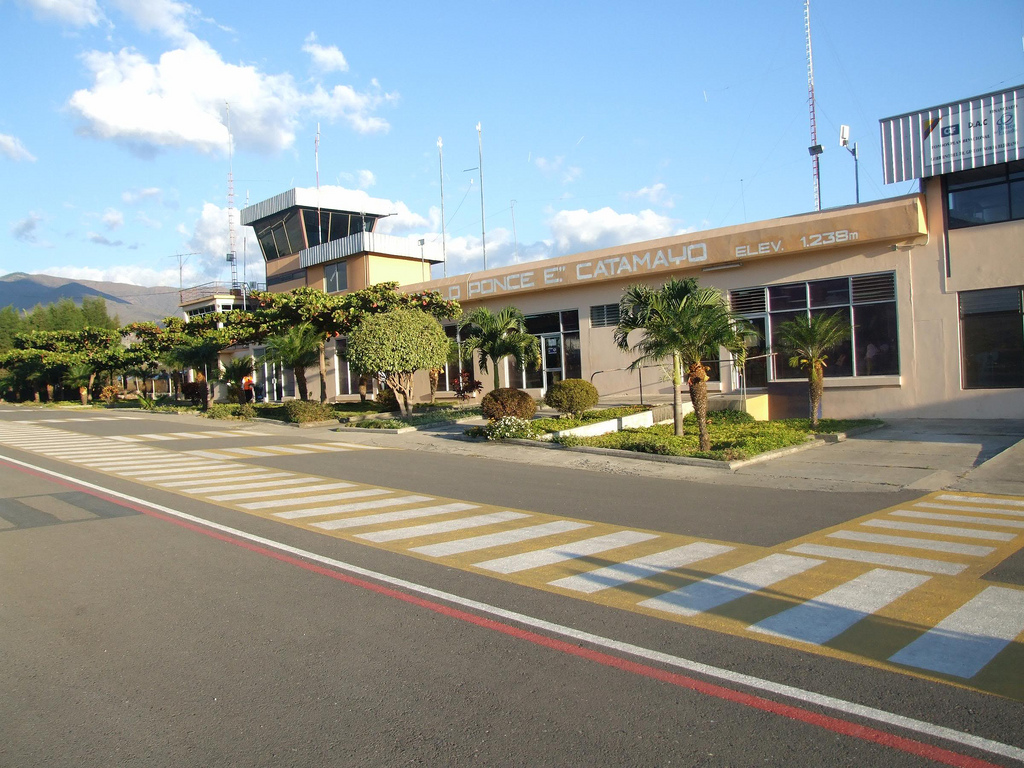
[312,503,479,531]
[0,454,1022,763]
[638,554,824,617]
[787,544,967,575]
[241,488,392,510]
[257,446,310,454]
[937,493,1024,509]
[216,447,280,456]
[475,531,660,574]
[208,481,356,501]
[134,433,177,441]
[108,436,142,442]
[276,494,432,520]
[411,520,590,558]
[183,450,238,459]
[548,542,737,594]
[915,501,1024,518]
[157,471,294,488]
[130,466,250,481]
[357,511,531,543]
[862,519,1016,542]
[78,458,211,470]
[115,463,228,476]
[891,509,1024,529]
[43,450,147,459]
[323,441,383,450]
[750,569,931,645]
[185,478,334,495]
[827,530,996,557]
[303,444,349,452]
[889,586,1024,678]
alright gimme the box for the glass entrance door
[740,316,768,389]
[541,333,563,391]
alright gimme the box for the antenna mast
[315,123,322,245]
[226,102,239,289]
[476,122,487,270]
[804,0,823,211]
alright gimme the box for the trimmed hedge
[481,387,537,420]
[283,399,336,423]
[544,378,599,417]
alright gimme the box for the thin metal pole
[438,137,447,277]
[476,122,486,271]
[853,141,860,204]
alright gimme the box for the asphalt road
[1,407,1021,767]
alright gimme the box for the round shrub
[481,387,537,420]
[283,399,336,423]
[543,378,599,417]
[375,387,399,412]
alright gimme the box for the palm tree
[615,278,748,452]
[260,323,320,401]
[458,306,541,391]
[774,312,851,428]
[219,356,255,404]
[163,337,223,410]
[63,360,96,406]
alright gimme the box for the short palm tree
[163,337,223,410]
[774,312,851,428]
[219,356,255,404]
[63,360,96,406]
[458,306,541,391]
[260,323,320,401]
[615,278,748,451]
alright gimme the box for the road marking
[357,511,532,543]
[152,470,285,486]
[788,543,967,575]
[116,464,234,478]
[475,531,660,574]
[889,587,1024,679]
[312,502,480,530]
[208,481,357,501]
[276,494,434,520]
[411,520,590,558]
[3,455,1019,766]
[750,569,931,645]
[862,519,1016,541]
[549,542,735,594]
[891,509,1024,529]
[916,501,1024,518]
[638,554,824,618]
[243,488,389,510]
[826,530,996,557]
[937,493,1024,509]
[183,477,329,495]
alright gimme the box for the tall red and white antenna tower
[804,0,823,211]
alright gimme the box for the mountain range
[0,273,184,325]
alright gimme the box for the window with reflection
[959,287,1024,388]
[947,161,1024,229]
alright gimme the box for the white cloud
[16,0,102,26]
[547,207,680,253]
[101,207,124,229]
[35,264,181,286]
[0,134,37,162]
[122,186,162,204]
[626,182,673,208]
[87,232,124,246]
[303,32,348,73]
[108,0,195,43]
[357,169,376,189]
[11,212,44,242]
[180,202,262,282]
[68,38,394,156]
[135,211,162,228]
[535,155,581,185]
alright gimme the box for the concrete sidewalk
[396,417,1024,495]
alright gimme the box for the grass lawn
[531,405,650,434]
[352,406,482,429]
[556,411,881,461]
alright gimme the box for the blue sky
[2,0,1022,289]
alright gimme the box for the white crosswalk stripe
[937,493,1024,509]
[242,488,391,510]
[276,495,434,520]
[357,511,531,543]
[548,542,736,594]
[475,531,659,574]
[788,543,967,575]
[889,586,1024,678]
[638,554,824,617]
[750,569,931,645]
[158,472,295,488]
[827,530,996,556]
[915,501,1024,518]
[411,520,590,558]
[862,518,1016,541]
[208,481,356,501]
[891,509,1024,529]
[311,503,480,531]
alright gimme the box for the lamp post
[840,124,860,204]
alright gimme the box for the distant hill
[0,273,184,325]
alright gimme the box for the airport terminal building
[201,85,1024,420]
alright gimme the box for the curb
[334,425,417,435]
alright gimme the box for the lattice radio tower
[804,0,823,211]
[226,102,239,289]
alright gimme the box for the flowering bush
[485,416,539,441]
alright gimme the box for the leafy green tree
[615,278,748,451]
[260,323,321,401]
[81,296,120,329]
[63,360,96,405]
[774,312,851,428]
[346,309,449,416]
[0,306,22,352]
[457,306,541,391]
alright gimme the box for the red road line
[1,458,1007,768]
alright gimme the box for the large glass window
[947,161,1024,229]
[959,287,1024,389]
[731,272,898,382]
[324,262,347,293]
